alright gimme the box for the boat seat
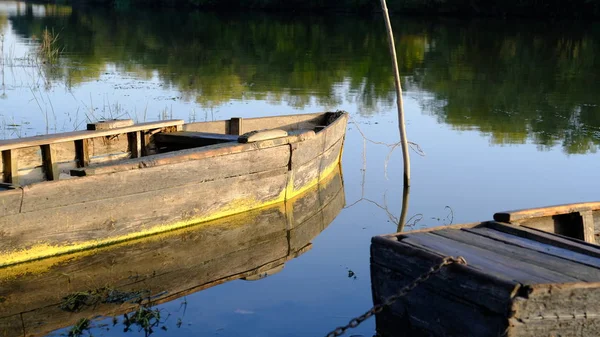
[154,131,239,148]
[155,129,290,150]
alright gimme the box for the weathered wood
[0,112,347,265]
[484,221,600,257]
[495,202,600,223]
[127,131,142,158]
[0,165,343,337]
[1,150,18,185]
[508,316,600,337]
[465,227,600,269]
[40,144,59,181]
[512,283,600,320]
[238,129,288,143]
[402,233,578,283]
[371,236,520,314]
[291,137,343,194]
[87,119,134,130]
[229,117,243,135]
[24,145,290,212]
[69,133,314,177]
[372,263,509,337]
[182,120,228,133]
[239,113,324,133]
[433,229,600,281]
[0,120,184,152]
[581,210,596,243]
[74,139,89,167]
[0,168,290,263]
[154,131,238,149]
[289,164,344,228]
[372,217,600,337]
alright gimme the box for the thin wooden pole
[397,185,410,232]
[379,0,411,188]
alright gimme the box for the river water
[1,2,600,336]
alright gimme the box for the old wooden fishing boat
[371,201,600,337]
[0,161,345,337]
[0,111,347,267]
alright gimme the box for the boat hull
[0,112,347,267]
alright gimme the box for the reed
[38,27,62,64]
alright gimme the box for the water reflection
[3,5,599,153]
[0,164,345,337]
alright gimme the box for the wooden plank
[433,229,600,281]
[465,227,600,269]
[69,131,316,177]
[511,282,600,321]
[23,145,290,212]
[0,120,184,151]
[1,150,18,185]
[289,165,343,227]
[182,120,228,134]
[508,316,600,337]
[40,144,59,181]
[371,263,509,337]
[0,168,289,262]
[127,131,142,158]
[371,236,520,314]
[241,113,324,133]
[494,202,600,223]
[74,139,90,167]
[484,221,600,258]
[229,117,243,135]
[0,189,22,217]
[581,210,596,243]
[154,131,238,148]
[291,137,343,193]
[87,119,134,130]
[402,233,579,283]
[89,135,129,158]
[0,315,23,337]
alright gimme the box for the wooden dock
[371,217,600,337]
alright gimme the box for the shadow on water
[0,165,345,337]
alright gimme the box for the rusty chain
[325,256,467,337]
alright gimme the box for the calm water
[1,2,600,336]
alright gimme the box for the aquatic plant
[38,27,62,64]
[123,305,165,336]
[67,318,91,337]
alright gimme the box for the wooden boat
[0,111,348,267]
[0,163,345,337]
[494,201,600,244]
[371,201,600,337]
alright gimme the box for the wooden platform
[371,221,600,337]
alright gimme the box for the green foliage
[46,0,600,17]
[7,8,600,153]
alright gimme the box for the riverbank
[32,0,600,18]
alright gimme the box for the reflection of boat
[0,111,347,266]
[0,163,345,337]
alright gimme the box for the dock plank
[402,233,579,283]
[433,229,600,282]
[465,227,600,269]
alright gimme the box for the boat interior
[0,111,343,187]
